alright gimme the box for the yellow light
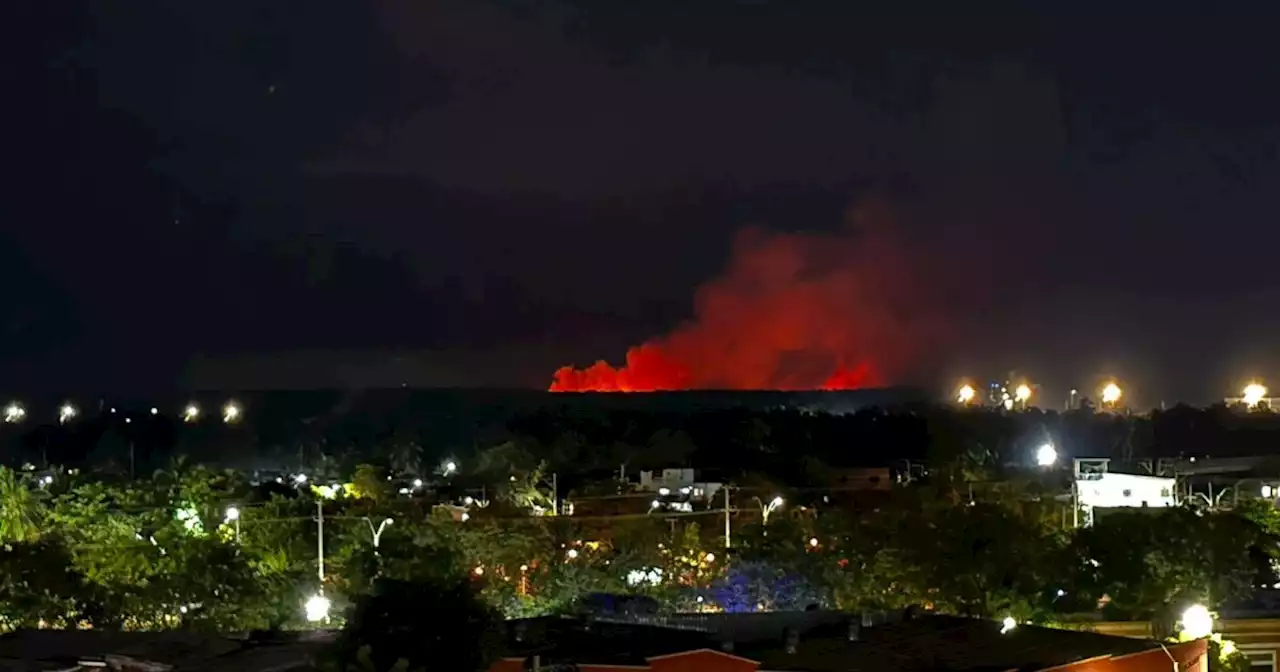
[809,537,819,547]
[1180,604,1213,639]
[1014,384,1032,403]
[183,404,200,422]
[1101,382,1122,405]
[222,402,241,423]
[1001,616,1017,634]
[473,566,484,576]
[957,384,976,404]
[1243,383,1268,408]
[704,553,715,563]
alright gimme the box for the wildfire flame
[550,204,934,392]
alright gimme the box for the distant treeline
[2,389,1278,476]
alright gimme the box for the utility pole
[551,473,559,515]
[723,486,732,549]
[316,500,325,583]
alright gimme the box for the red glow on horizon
[549,204,939,392]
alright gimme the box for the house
[488,611,1208,672]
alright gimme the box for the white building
[1074,458,1176,526]
[638,468,722,501]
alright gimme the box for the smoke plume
[550,203,939,391]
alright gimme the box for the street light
[224,505,241,542]
[1101,382,1122,406]
[1014,384,1032,404]
[1001,616,1017,634]
[59,403,77,424]
[365,517,393,551]
[1243,383,1268,408]
[442,460,458,476]
[1036,443,1058,467]
[3,403,25,423]
[1180,604,1213,639]
[304,593,331,622]
[222,401,241,423]
[957,384,976,405]
[759,495,784,525]
[183,404,200,423]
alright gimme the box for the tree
[336,579,503,672]
[1072,507,1272,622]
[0,467,43,543]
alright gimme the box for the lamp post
[756,495,784,525]
[224,505,241,542]
[364,517,393,554]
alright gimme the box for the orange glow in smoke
[550,204,936,392]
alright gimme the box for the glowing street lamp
[304,593,331,622]
[1101,382,1123,406]
[1001,615,1017,634]
[183,403,200,423]
[222,401,241,423]
[442,460,458,476]
[758,495,784,525]
[1243,383,1268,408]
[3,403,25,423]
[224,505,241,542]
[1036,443,1058,467]
[1180,604,1213,639]
[957,384,976,405]
[1014,384,1033,404]
[59,403,77,424]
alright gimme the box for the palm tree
[0,467,43,542]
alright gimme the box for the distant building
[638,468,724,502]
[1074,458,1176,526]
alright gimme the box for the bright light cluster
[1101,382,1122,405]
[1244,383,1269,408]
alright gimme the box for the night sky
[8,0,1280,404]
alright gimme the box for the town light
[1014,384,1033,403]
[1180,604,1213,639]
[183,404,200,422]
[1101,382,1122,406]
[442,461,458,476]
[1036,443,1058,467]
[3,403,25,423]
[957,384,976,405]
[222,401,241,423]
[59,403,77,424]
[304,593,330,622]
[1244,383,1268,408]
[1001,616,1017,634]
[224,506,240,522]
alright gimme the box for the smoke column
[550,204,938,392]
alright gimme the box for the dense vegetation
[0,439,1274,635]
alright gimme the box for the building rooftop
[0,630,332,672]
[503,612,1199,672]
